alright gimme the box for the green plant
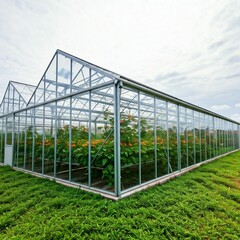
[0,151,240,239]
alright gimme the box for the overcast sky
[0,0,240,121]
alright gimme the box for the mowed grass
[0,152,240,240]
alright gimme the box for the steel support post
[16,114,20,167]
[54,102,57,178]
[204,114,207,161]
[69,60,73,181]
[138,91,142,184]
[11,113,15,167]
[88,68,92,187]
[177,105,181,171]
[42,105,45,175]
[238,124,240,149]
[185,108,188,167]
[88,91,92,187]
[199,113,202,162]
[166,102,170,173]
[24,111,27,169]
[232,123,235,149]
[192,111,196,164]
[154,97,157,178]
[32,108,35,172]
[54,53,58,178]
[69,98,72,181]
[114,81,121,197]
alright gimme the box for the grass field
[0,152,239,240]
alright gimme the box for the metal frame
[0,49,239,198]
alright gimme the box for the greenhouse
[0,49,239,199]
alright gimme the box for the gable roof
[0,81,36,116]
[27,49,118,106]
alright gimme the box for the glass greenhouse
[0,49,239,199]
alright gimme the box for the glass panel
[90,86,114,192]
[72,61,89,91]
[200,113,206,161]
[0,118,4,163]
[234,124,239,149]
[140,93,155,183]
[25,109,34,171]
[156,99,168,177]
[205,115,210,160]
[71,93,89,185]
[194,111,201,163]
[44,103,55,177]
[56,99,70,181]
[34,106,44,174]
[13,114,19,166]
[6,116,13,145]
[120,88,139,190]
[168,103,178,172]
[16,111,26,169]
[187,109,195,166]
[180,106,188,169]
[57,53,71,97]
[210,116,216,157]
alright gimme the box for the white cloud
[210,104,231,111]
[230,113,240,122]
[0,0,240,121]
[234,103,240,108]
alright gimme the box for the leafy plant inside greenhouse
[11,108,236,189]
[0,50,239,198]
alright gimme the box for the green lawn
[0,152,240,240]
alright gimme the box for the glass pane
[71,93,89,185]
[0,118,5,163]
[6,117,13,145]
[25,109,34,171]
[140,93,155,183]
[168,103,178,172]
[156,99,168,177]
[90,86,115,192]
[180,106,188,169]
[44,103,55,177]
[120,88,139,190]
[56,99,70,181]
[34,106,44,174]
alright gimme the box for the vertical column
[16,114,20,167]
[69,99,72,181]
[54,52,58,178]
[199,113,202,162]
[185,108,188,167]
[88,91,92,187]
[69,60,73,181]
[204,114,207,161]
[24,111,27,169]
[154,97,157,178]
[54,102,57,178]
[138,91,141,184]
[42,105,45,175]
[208,116,211,158]
[238,124,240,149]
[32,108,35,172]
[193,111,196,164]
[177,105,181,171]
[114,81,121,197]
[88,68,92,187]
[166,102,170,173]
[11,113,15,166]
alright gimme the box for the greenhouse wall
[0,49,239,199]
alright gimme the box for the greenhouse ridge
[0,49,239,199]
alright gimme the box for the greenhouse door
[4,115,13,166]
